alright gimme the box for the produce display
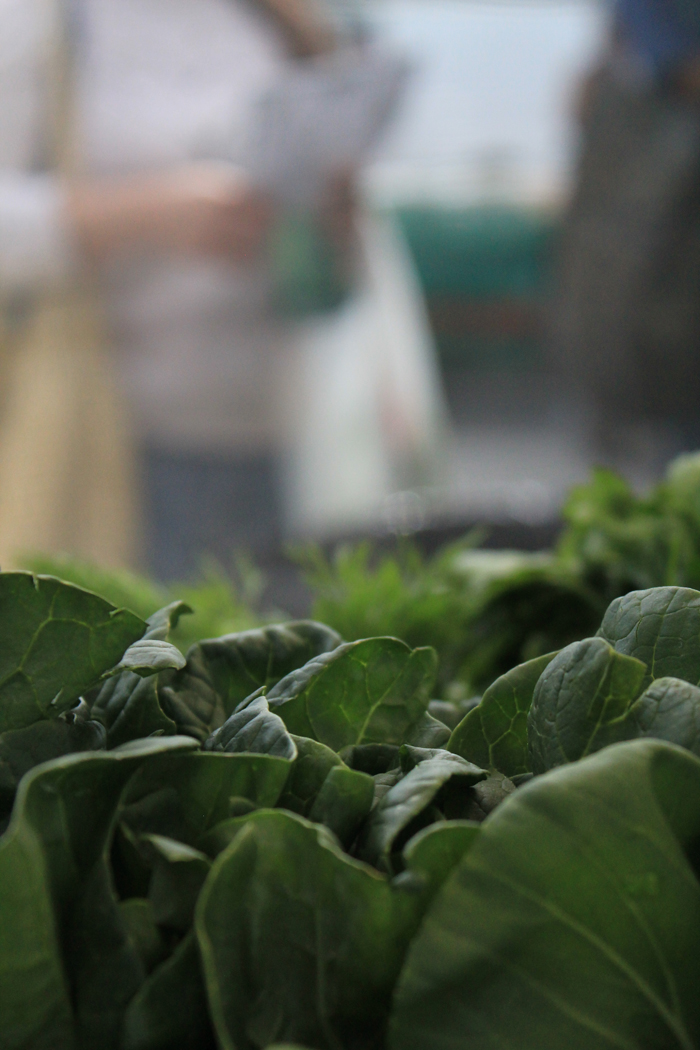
[4,563,700,1049]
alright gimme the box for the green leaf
[204,692,297,761]
[195,810,425,1050]
[357,752,486,872]
[141,834,210,933]
[631,676,700,754]
[267,638,438,750]
[159,622,342,743]
[0,572,146,732]
[401,820,480,897]
[308,765,375,847]
[403,711,451,748]
[599,586,700,689]
[449,651,559,775]
[0,736,196,1050]
[195,621,342,708]
[118,898,167,974]
[91,603,190,749]
[339,743,401,775]
[122,931,216,1050]
[121,752,292,846]
[389,739,700,1050]
[276,735,343,816]
[528,638,648,774]
[0,711,105,818]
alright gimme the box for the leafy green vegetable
[390,739,700,1050]
[0,572,145,732]
[0,736,196,1050]
[158,621,341,743]
[357,751,486,872]
[448,651,558,774]
[267,638,438,750]
[196,809,424,1050]
[204,692,297,761]
[91,602,190,748]
[528,638,647,773]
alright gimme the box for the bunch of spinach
[5,569,700,1049]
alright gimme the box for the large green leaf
[196,809,424,1050]
[204,692,297,761]
[599,586,700,689]
[159,622,342,743]
[390,739,700,1050]
[528,638,647,773]
[0,572,145,732]
[449,651,559,775]
[0,736,196,1050]
[92,603,190,748]
[357,752,486,872]
[266,638,438,750]
[121,752,292,846]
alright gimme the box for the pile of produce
[4,566,700,1050]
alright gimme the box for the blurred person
[551,0,700,469]
[0,0,445,578]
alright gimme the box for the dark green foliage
[9,561,700,1049]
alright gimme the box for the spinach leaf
[141,834,210,933]
[122,931,216,1050]
[401,821,480,897]
[196,810,425,1050]
[0,572,145,732]
[528,638,647,773]
[92,603,190,748]
[0,707,105,819]
[390,740,700,1050]
[357,752,486,872]
[121,752,291,846]
[204,691,297,761]
[159,621,341,743]
[448,651,559,775]
[0,736,196,1050]
[266,638,438,750]
[307,765,375,847]
[276,735,343,815]
[598,586,700,689]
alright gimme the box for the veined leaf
[357,752,486,872]
[92,603,190,749]
[390,740,700,1050]
[528,638,647,773]
[0,572,145,732]
[267,638,438,750]
[204,692,297,761]
[196,810,425,1050]
[449,651,559,775]
[0,736,196,1050]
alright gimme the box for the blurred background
[4,0,700,604]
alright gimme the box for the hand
[66,162,273,262]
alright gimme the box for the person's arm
[65,163,272,263]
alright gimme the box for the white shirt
[0,0,295,451]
